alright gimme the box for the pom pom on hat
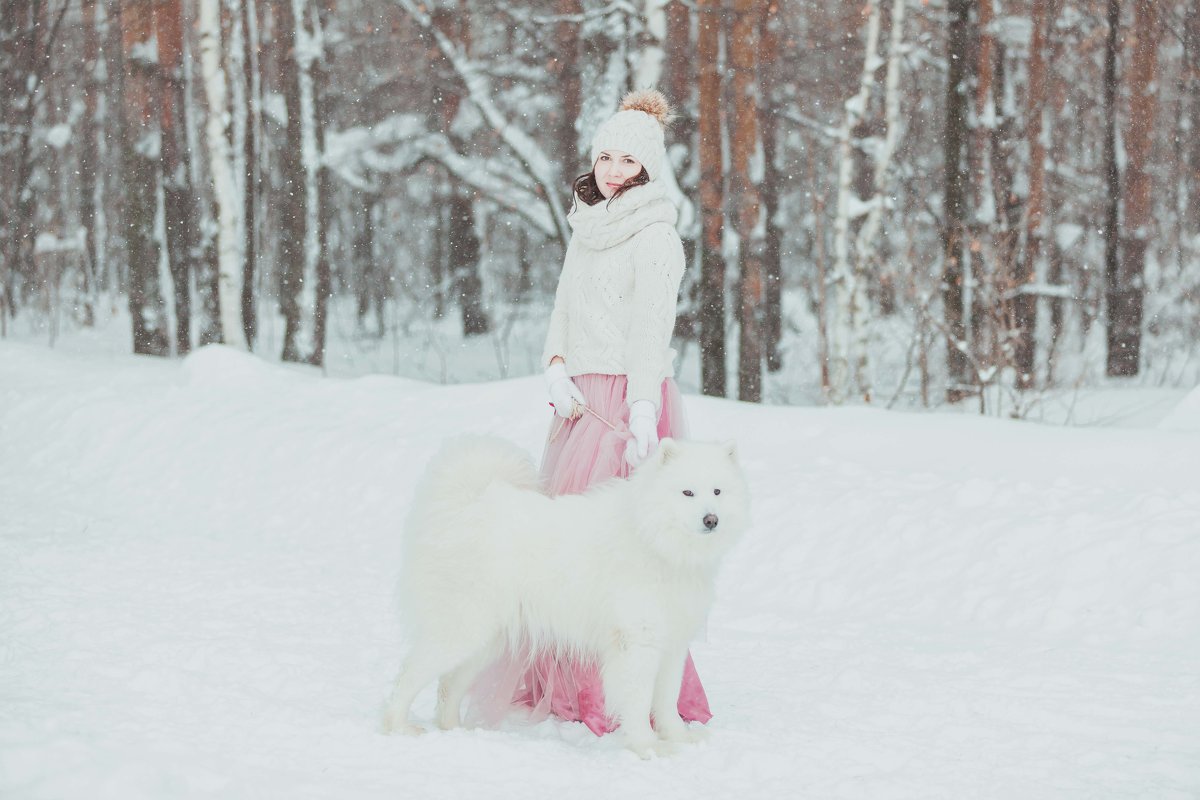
[589,89,671,181]
[618,89,673,127]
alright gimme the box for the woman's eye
[683,490,694,497]
[713,489,721,496]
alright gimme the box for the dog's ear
[723,440,738,462]
[658,437,679,465]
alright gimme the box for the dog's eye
[682,490,694,497]
[714,489,721,496]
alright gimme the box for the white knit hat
[589,89,672,181]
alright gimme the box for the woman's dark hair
[569,166,651,213]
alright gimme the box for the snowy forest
[1,0,1197,410]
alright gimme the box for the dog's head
[631,438,750,570]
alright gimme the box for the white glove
[624,399,659,466]
[545,362,586,419]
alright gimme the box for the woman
[502,89,712,736]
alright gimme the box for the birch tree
[633,0,668,89]
[198,0,248,349]
[849,0,907,397]
[829,0,881,404]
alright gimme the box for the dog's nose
[703,513,718,530]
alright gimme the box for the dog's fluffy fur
[382,435,749,757]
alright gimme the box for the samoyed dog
[382,435,749,757]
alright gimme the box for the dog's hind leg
[383,641,473,736]
[435,644,496,730]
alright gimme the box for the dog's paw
[436,714,462,731]
[658,721,709,744]
[626,735,683,759]
[651,739,682,757]
[625,734,659,760]
[381,709,426,737]
[387,721,427,737]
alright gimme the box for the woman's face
[593,149,643,199]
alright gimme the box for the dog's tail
[411,435,541,521]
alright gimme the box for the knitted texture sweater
[542,182,686,410]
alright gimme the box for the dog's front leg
[603,642,667,758]
[651,647,706,744]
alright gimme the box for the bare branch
[395,0,569,246]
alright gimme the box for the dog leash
[548,402,622,443]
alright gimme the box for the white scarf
[567,181,678,251]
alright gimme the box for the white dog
[382,435,749,757]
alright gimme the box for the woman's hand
[545,362,586,419]
[624,400,659,466]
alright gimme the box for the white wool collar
[567,182,678,251]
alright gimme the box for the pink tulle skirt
[465,373,712,736]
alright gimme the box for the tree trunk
[851,0,907,397]
[1,0,63,332]
[184,24,223,347]
[1187,1,1200,236]
[830,0,881,404]
[449,194,488,336]
[308,0,335,367]
[436,2,488,339]
[730,0,764,403]
[79,0,102,327]
[198,0,248,348]
[241,0,262,347]
[664,0,692,124]
[1015,0,1049,389]
[118,0,170,356]
[551,0,582,175]
[942,0,972,400]
[760,0,783,374]
[1101,0,1121,376]
[697,0,725,397]
[968,0,995,365]
[0,1,13,334]
[156,0,198,354]
[276,0,309,363]
[634,0,669,89]
[354,192,381,335]
[665,0,698,329]
[1107,0,1160,376]
[989,38,1021,376]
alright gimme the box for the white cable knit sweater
[542,182,686,410]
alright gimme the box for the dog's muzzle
[702,513,718,531]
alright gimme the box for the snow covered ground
[2,340,1199,799]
